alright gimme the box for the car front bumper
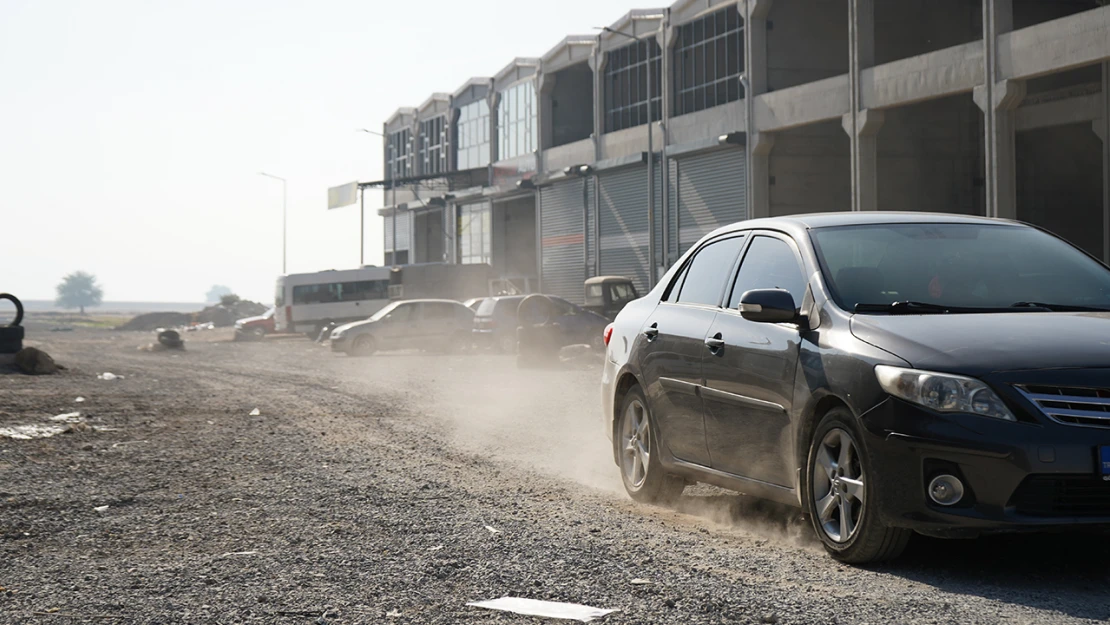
[860,397,1110,537]
[329,335,351,352]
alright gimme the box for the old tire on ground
[804,407,911,564]
[0,325,24,354]
[0,293,24,328]
[617,385,685,505]
[349,334,376,357]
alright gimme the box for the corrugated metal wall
[599,166,651,294]
[585,177,597,279]
[672,147,747,252]
[539,179,587,303]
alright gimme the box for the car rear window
[476,299,498,316]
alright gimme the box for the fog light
[928,474,965,506]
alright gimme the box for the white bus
[274,267,393,336]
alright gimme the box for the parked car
[234,307,275,340]
[603,212,1110,564]
[329,299,474,356]
[583,276,639,320]
[462,297,487,312]
[474,295,608,353]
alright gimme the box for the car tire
[250,326,266,341]
[804,407,911,564]
[617,385,685,505]
[517,295,553,326]
[348,335,376,357]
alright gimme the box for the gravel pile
[1,331,1108,624]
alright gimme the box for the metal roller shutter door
[540,179,586,303]
[586,177,597,279]
[599,166,651,294]
[675,148,746,250]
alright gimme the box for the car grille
[1015,384,1110,428]
[1010,475,1110,517]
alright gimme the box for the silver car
[329,299,474,356]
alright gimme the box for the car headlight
[331,329,345,340]
[874,365,1015,421]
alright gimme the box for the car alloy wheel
[805,408,911,563]
[812,428,865,543]
[350,335,376,357]
[621,399,651,489]
[616,386,685,504]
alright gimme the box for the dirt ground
[2,328,1109,624]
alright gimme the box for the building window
[498,81,537,161]
[458,203,492,265]
[456,100,491,170]
[674,7,744,116]
[386,129,413,179]
[419,116,447,175]
[603,39,662,133]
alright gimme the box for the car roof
[394,298,465,305]
[710,212,1017,235]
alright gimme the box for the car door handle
[643,324,659,341]
[705,334,725,351]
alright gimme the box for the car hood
[850,312,1110,376]
[334,319,375,334]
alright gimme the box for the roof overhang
[493,57,541,91]
[416,93,451,119]
[541,35,597,74]
[599,9,666,53]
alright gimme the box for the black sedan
[602,212,1110,563]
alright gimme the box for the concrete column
[974,79,1025,219]
[977,0,1022,219]
[589,42,606,162]
[744,0,773,218]
[842,109,885,211]
[537,72,555,173]
[845,0,879,212]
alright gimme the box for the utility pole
[259,172,287,274]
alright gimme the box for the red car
[234,307,275,340]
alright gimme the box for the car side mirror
[739,289,802,324]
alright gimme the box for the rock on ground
[13,346,59,375]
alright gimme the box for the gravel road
[2,329,1109,624]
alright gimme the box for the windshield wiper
[1010,301,1110,312]
[854,301,1022,315]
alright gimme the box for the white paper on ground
[467,597,618,623]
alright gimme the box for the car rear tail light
[603,324,614,346]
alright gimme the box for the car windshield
[811,223,1110,313]
[368,301,400,321]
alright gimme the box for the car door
[638,235,747,466]
[377,302,419,350]
[419,302,457,349]
[702,233,808,486]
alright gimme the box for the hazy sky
[1,0,648,303]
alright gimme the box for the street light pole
[259,172,287,274]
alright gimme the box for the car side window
[675,236,747,306]
[550,297,576,315]
[728,236,808,310]
[423,303,456,320]
[389,303,417,322]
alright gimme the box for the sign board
[327,181,360,210]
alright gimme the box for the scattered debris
[97,372,123,380]
[386,609,403,618]
[220,550,259,558]
[429,545,444,551]
[15,347,60,375]
[761,613,779,624]
[484,525,501,535]
[249,408,261,416]
[93,505,109,513]
[630,578,652,586]
[50,412,82,423]
[75,397,86,403]
[467,597,618,623]
[0,424,68,440]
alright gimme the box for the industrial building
[377,0,1110,304]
